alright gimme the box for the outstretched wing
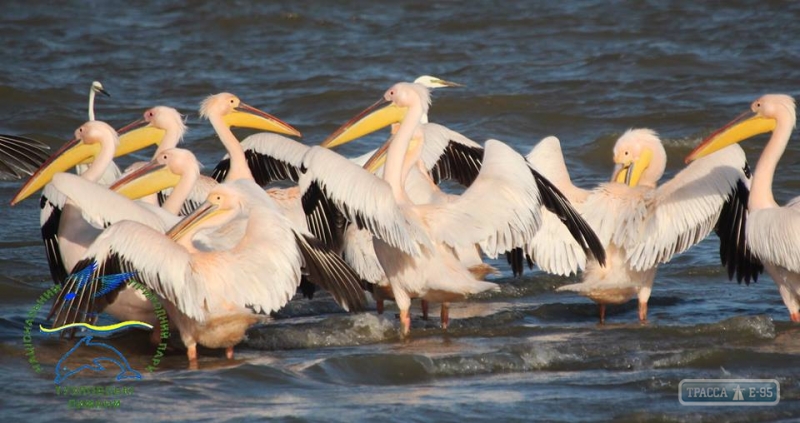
[625,144,757,280]
[421,123,484,187]
[299,146,430,256]
[294,232,366,312]
[0,134,50,179]
[212,133,306,185]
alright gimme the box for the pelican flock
[6,77,794,367]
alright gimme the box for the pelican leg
[421,300,429,320]
[399,309,411,336]
[440,303,450,330]
[638,302,648,322]
[187,344,198,362]
[391,282,412,336]
[599,304,606,324]
[376,299,385,315]
[637,285,652,322]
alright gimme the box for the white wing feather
[299,146,431,256]
[747,206,800,273]
[422,139,542,257]
[625,144,748,270]
[50,173,170,231]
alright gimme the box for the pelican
[319,80,605,320]
[526,129,758,323]
[299,82,604,334]
[48,179,366,362]
[686,94,799,321]
[11,118,163,285]
[0,134,50,179]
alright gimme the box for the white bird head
[145,106,187,139]
[199,93,301,137]
[611,128,666,188]
[111,148,199,200]
[383,82,431,113]
[91,81,110,97]
[413,75,463,89]
[167,182,250,242]
[686,94,796,163]
[11,121,119,205]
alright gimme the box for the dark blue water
[1,1,800,421]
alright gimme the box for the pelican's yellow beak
[223,103,302,138]
[685,110,776,163]
[166,201,221,241]
[110,160,180,200]
[363,138,392,173]
[114,118,167,158]
[321,98,406,148]
[11,137,101,205]
[612,148,653,187]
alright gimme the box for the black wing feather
[213,150,301,186]
[430,141,484,187]
[294,233,366,312]
[530,167,607,266]
[40,196,68,285]
[714,175,763,285]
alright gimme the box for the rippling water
[2,1,800,421]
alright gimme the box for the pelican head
[12,121,119,205]
[91,81,110,97]
[611,129,666,188]
[111,148,199,200]
[199,93,301,137]
[322,82,432,148]
[166,182,247,241]
[112,106,186,158]
[686,94,796,163]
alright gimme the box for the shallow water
[1,1,800,421]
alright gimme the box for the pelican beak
[114,118,166,159]
[685,110,776,163]
[223,103,302,138]
[612,148,653,187]
[166,202,221,241]
[321,98,406,148]
[110,160,179,200]
[363,137,392,173]
[11,137,100,205]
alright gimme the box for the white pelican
[299,82,604,334]
[11,119,163,285]
[319,80,605,320]
[48,179,366,362]
[527,129,758,323]
[0,134,50,179]
[686,94,799,321]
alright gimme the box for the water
[1,1,800,421]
